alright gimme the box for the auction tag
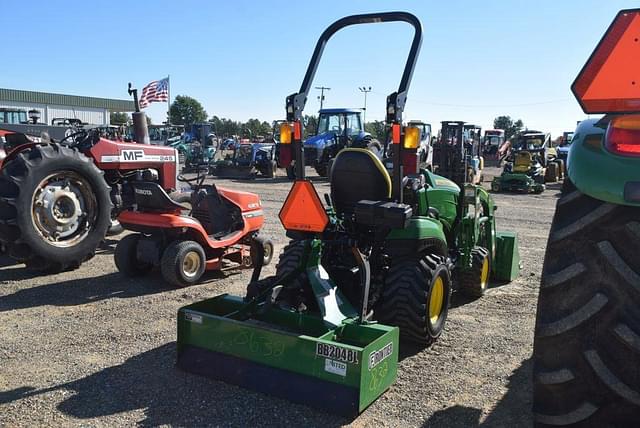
[324,359,347,377]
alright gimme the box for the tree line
[114,94,529,142]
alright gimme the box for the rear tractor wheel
[0,144,112,271]
[377,253,452,345]
[532,183,640,426]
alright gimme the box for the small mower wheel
[251,236,274,266]
[533,182,640,426]
[460,247,491,298]
[114,234,152,276]
[160,240,206,287]
[377,253,452,345]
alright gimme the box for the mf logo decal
[122,149,144,161]
[100,150,176,163]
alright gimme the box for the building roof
[319,108,363,114]
[0,88,135,112]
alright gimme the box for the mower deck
[177,294,399,416]
[491,172,544,193]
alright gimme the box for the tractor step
[177,294,399,416]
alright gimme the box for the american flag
[139,77,169,109]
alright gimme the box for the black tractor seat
[330,148,392,216]
[132,182,190,212]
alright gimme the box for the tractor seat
[330,148,392,215]
[132,182,189,212]
[513,151,532,173]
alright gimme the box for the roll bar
[286,11,422,124]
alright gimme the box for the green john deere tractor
[532,8,640,426]
[175,12,519,416]
[491,131,562,194]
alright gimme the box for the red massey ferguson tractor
[0,127,184,271]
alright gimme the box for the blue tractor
[297,108,381,177]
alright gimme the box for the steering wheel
[58,129,95,148]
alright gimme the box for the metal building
[0,88,135,125]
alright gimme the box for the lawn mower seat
[330,148,392,216]
[191,185,241,238]
[132,182,190,212]
[513,151,532,173]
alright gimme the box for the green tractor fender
[386,216,447,252]
[567,118,640,207]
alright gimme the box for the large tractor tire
[246,240,310,304]
[377,253,452,345]
[532,181,640,426]
[0,144,112,271]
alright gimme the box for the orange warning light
[572,9,640,114]
[278,180,329,233]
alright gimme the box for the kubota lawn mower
[114,166,273,287]
[175,12,520,417]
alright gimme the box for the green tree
[493,115,525,139]
[365,120,387,141]
[110,112,129,125]
[303,115,318,139]
[169,95,207,126]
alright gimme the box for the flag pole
[166,75,171,125]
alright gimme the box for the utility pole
[315,86,331,110]
[359,86,372,124]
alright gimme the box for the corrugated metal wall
[0,102,108,125]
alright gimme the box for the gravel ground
[0,166,558,427]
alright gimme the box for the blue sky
[2,0,635,136]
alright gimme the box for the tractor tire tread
[533,185,640,426]
[377,254,451,345]
[459,247,490,298]
[0,144,112,272]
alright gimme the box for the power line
[315,86,331,110]
[368,90,573,108]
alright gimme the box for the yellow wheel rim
[480,257,490,289]
[182,251,201,278]
[429,276,445,324]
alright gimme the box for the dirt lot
[0,166,558,427]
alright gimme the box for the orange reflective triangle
[572,9,640,113]
[279,180,329,233]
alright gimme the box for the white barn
[0,88,135,125]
